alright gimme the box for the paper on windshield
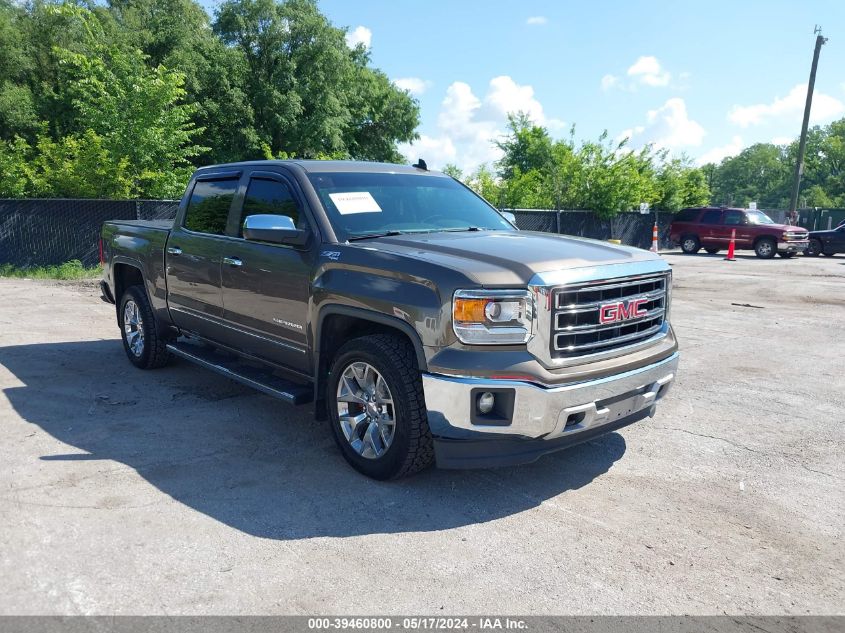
[329,191,382,215]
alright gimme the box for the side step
[166,340,313,405]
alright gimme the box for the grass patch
[0,260,102,280]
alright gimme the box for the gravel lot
[0,252,842,615]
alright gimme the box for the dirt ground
[0,252,842,615]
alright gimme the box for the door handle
[223,256,243,267]
[167,246,182,255]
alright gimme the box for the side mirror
[500,211,517,225]
[243,214,307,246]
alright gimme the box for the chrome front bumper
[422,352,678,441]
[779,240,809,252]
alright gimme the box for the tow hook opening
[565,411,586,428]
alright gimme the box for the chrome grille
[551,274,668,358]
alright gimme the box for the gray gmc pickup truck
[100,160,679,479]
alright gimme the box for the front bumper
[423,352,678,469]
[779,240,809,253]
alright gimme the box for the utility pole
[788,27,828,225]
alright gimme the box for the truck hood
[354,230,661,286]
[765,223,808,233]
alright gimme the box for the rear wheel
[327,334,434,480]
[754,237,776,259]
[118,285,170,369]
[805,239,822,257]
[822,252,835,257]
[681,236,701,254]
[705,247,720,255]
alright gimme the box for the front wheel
[327,334,434,479]
[754,238,777,259]
[805,239,822,257]
[681,236,701,254]
[118,285,170,369]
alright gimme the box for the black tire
[705,247,720,255]
[327,334,434,480]
[118,285,170,369]
[754,237,777,259]
[778,252,795,258]
[805,239,822,257]
[681,236,701,254]
[822,252,835,257]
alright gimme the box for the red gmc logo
[599,299,648,324]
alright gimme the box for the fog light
[478,392,495,414]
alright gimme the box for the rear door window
[184,178,239,235]
[700,210,722,224]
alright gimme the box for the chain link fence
[0,199,179,267]
[508,207,836,250]
[2,199,833,268]
[508,209,675,250]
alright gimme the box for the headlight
[453,289,533,345]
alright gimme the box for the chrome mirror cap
[242,214,307,245]
[243,214,297,231]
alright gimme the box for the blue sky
[202,0,845,172]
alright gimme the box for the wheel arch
[313,305,427,420]
[752,234,777,247]
[112,262,146,326]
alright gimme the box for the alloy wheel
[335,361,396,459]
[123,300,145,357]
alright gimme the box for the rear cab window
[184,178,239,235]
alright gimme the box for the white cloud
[696,135,744,165]
[601,74,619,91]
[728,83,845,127]
[620,98,705,150]
[345,26,371,49]
[627,56,671,87]
[393,77,432,96]
[399,76,563,172]
[770,136,794,146]
[526,16,548,26]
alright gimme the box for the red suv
[669,207,809,259]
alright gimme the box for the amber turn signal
[453,298,489,323]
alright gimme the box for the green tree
[29,130,133,198]
[0,136,33,197]
[54,4,206,197]
[107,0,261,163]
[710,143,790,207]
[465,164,502,207]
[214,0,418,160]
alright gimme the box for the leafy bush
[0,260,101,280]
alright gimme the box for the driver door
[218,171,316,372]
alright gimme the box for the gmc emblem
[599,298,648,324]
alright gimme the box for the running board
[166,340,313,405]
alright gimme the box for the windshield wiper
[438,226,491,232]
[347,230,406,241]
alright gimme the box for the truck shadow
[0,340,627,540]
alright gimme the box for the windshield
[307,171,515,240]
[746,210,775,225]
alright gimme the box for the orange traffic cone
[650,222,659,253]
[725,228,736,261]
